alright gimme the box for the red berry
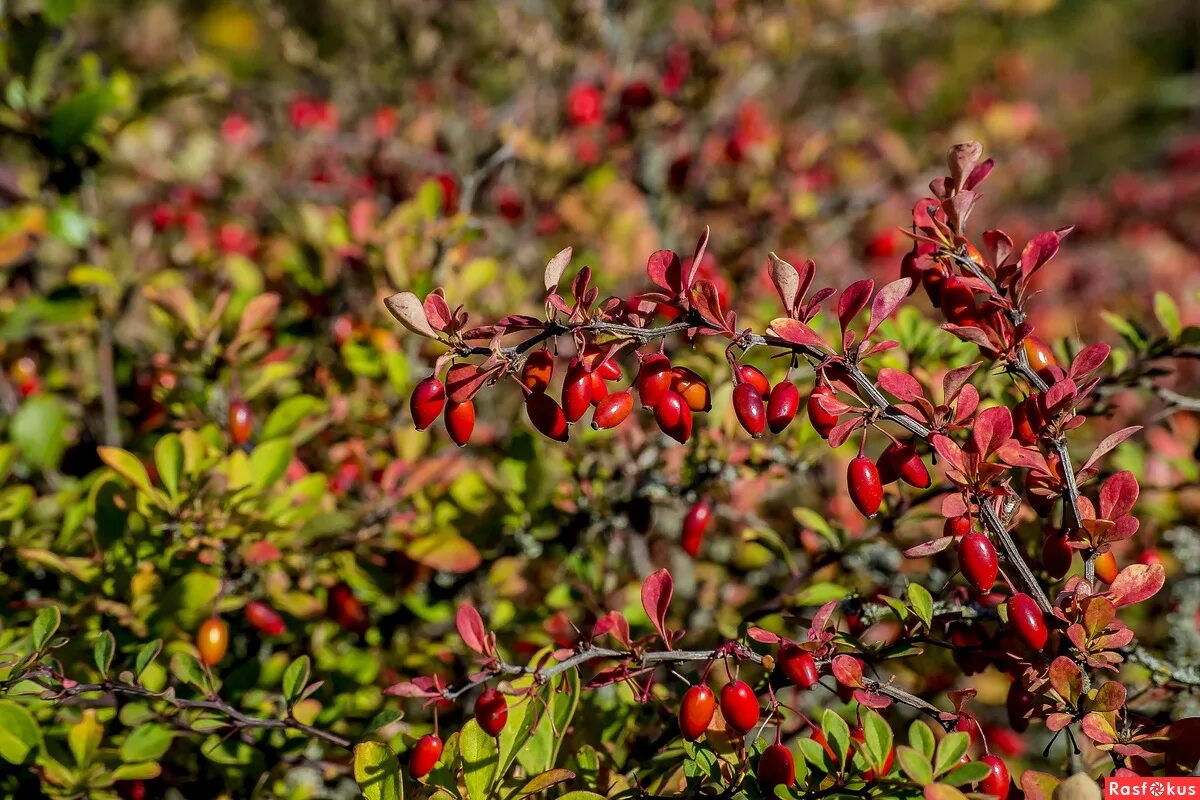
[328,583,369,633]
[958,533,999,592]
[566,82,604,127]
[719,680,759,734]
[1095,551,1119,584]
[229,399,253,445]
[944,515,972,538]
[654,390,693,443]
[1023,335,1057,381]
[1006,593,1048,650]
[807,385,839,438]
[592,391,634,430]
[636,354,673,408]
[681,500,712,557]
[939,276,976,325]
[766,381,799,433]
[597,359,623,381]
[1013,396,1041,445]
[521,351,554,393]
[1042,529,1073,579]
[671,366,712,413]
[1138,549,1164,567]
[475,688,508,737]
[777,644,819,689]
[562,362,594,423]
[589,372,609,406]
[410,734,444,779]
[244,601,285,637]
[679,684,716,741]
[196,618,228,666]
[737,365,770,399]
[733,382,766,438]
[976,754,1010,800]
[847,456,883,517]
[883,441,931,489]
[526,393,569,441]
[757,744,796,790]
[445,400,475,447]
[117,781,147,800]
[411,376,446,431]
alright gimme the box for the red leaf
[1108,563,1164,607]
[942,323,994,349]
[964,158,994,190]
[1080,427,1141,473]
[646,250,682,294]
[866,279,911,337]
[543,246,573,292]
[767,253,800,315]
[983,229,1013,268]
[853,689,892,709]
[446,363,501,403]
[877,368,924,402]
[1020,771,1061,800]
[641,568,675,648]
[1068,343,1111,379]
[942,362,981,405]
[827,416,862,449]
[683,227,710,293]
[831,655,864,687]
[837,279,874,333]
[691,279,730,331]
[931,434,966,474]
[767,318,830,352]
[1080,713,1118,745]
[456,604,490,655]
[904,536,955,559]
[383,680,441,698]
[809,601,839,636]
[592,611,632,648]
[1048,656,1082,702]
[1099,471,1139,520]
[1020,231,1064,278]
[971,406,1013,457]
[746,627,784,644]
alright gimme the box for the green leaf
[248,439,293,490]
[32,605,61,651]
[792,582,850,606]
[98,447,155,496]
[942,759,992,786]
[908,720,936,759]
[459,719,499,800]
[859,708,893,775]
[364,710,403,734]
[1100,310,1144,347]
[134,640,162,679]
[513,769,576,797]
[43,0,77,25]
[934,731,969,776]
[47,86,114,152]
[1154,291,1181,338]
[556,794,605,800]
[10,395,69,470]
[820,709,850,768]
[282,655,310,707]
[171,652,210,693]
[261,395,326,439]
[923,783,969,800]
[896,745,933,785]
[353,741,403,800]
[798,737,832,773]
[0,700,41,764]
[907,583,933,628]
[68,709,102,767]
[93,631,115,676]
[154,434,184,500]
[119,723,174,763]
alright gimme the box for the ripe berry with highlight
[475,688,508,737]
[719,680,759,734]
[411,376,446,430]
[679,684,716,741]
[847,456,883,517]
[958,533,999,592]
[410,734,444,779]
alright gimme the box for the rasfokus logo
[1106,778,1200,798]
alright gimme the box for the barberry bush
[2,2,1200,800]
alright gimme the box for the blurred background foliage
[0,0,1198,797]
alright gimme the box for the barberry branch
[25,669,352,749]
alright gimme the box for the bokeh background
[2,0,1200,798]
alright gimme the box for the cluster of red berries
[407,687,508,779]
[409,355,934,521]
